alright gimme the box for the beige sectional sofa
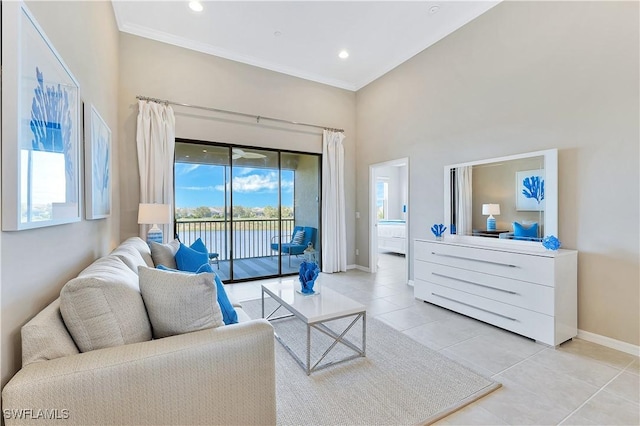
[2,237,276,425]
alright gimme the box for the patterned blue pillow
[291,230,305,245]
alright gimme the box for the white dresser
[413,239,577,346]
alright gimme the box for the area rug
[242,297,501,425]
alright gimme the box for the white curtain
[456,166,473,236]
[136,100,176,242]
[321,130,347,273]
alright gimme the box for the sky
[175,162,294,208]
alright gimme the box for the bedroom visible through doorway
[369,158,409,279]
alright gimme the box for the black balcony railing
[175,218,295,261]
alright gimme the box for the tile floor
[225,252,640,426]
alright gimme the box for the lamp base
[147,225,163,245]
[486,216,496,231]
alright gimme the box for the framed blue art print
[516,169,545,212]
[85,105,111,220]
[1,1,82,230]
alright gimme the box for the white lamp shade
[137,203,171,225]
[482,204,501,216]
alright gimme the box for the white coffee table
[261,280,366,375]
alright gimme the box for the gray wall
[117,33,356,262]
[294,154,321,236]
[1,1,120,387]
[355,1,639,345]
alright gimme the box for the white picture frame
[1,1,82,230]
[84,104,112,219]
[516,169,545,211]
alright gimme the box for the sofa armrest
[2,320,275,425]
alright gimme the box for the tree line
[175,206,293,220]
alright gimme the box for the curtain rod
[136,95,344,133]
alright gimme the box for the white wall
[1,1,120,388]
[356,1,639,345]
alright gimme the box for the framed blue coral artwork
[516,169,545,211]
[1,1,81,230]
[85,105,111,219]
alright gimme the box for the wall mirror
[444,149,557,245]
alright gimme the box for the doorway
[369,158,409,279]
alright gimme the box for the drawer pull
[431,272,518,295]
[431,252,517,268]
[432,293,518,321]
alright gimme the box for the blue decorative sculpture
[299,261,320,294]
[431,224,447,238]
[522,176,545,204]
[542,235,561,251]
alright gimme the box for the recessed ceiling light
[429,5,440,15]
[338,50,349,59]
[189,1,203,12]
[202,149,207,153]
[274,30,282,37]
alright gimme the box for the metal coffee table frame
[261,285,366,376]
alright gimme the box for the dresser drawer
[416,280,555,345]
[415,241,553,286]
[415,261,554,315]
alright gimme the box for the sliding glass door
[174,140,321,282]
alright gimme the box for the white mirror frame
[443,149,558,248]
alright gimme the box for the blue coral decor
[299,261,320,294]
[542,235,561,251]
[431,224,447,238]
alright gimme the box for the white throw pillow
[150,239,180,269]
[291,230,305,245]
[138,266,223,339]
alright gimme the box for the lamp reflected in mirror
[482,204,500,231]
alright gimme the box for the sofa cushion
[120,237,154,267]
[138,266,223,338]
[150,239,180,269]
[235,308,252,323]
[111,244,148,273]
[21,298,79,366]
[60,255,152,353]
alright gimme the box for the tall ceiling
[113,1,500,91]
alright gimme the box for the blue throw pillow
[190,238,208,254]
[175,243,209,272]
[196,264,238,325]
[155,264,238,325]
[513,222,538,240]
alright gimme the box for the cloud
[175,163,200,175]
[214,171,293,193]
[178,185,217,191]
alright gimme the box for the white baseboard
[577,329,640,357]
[354,264,370,272]
[346,264,370,272]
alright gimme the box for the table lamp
[138,203,171,244]
[482,203,500,231]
